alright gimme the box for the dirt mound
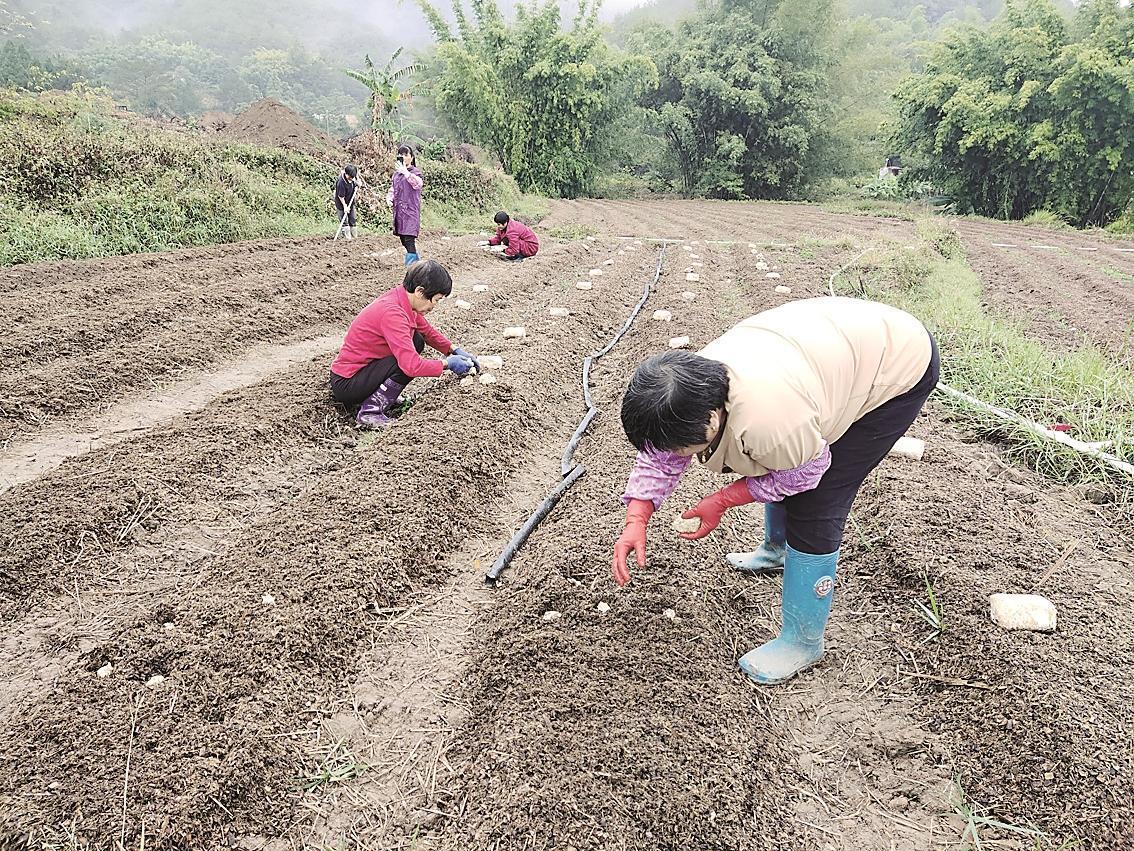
[198,110,233,133]
[221,98,341,160]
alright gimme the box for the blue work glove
[452,346,480,372]
[445,355,475,376]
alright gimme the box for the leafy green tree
[82,37,246,115]
[638,0,837,198]
[891,0,1132,225]
[0,39,86,90]
[344,49,424,149]
[416,0,656,197]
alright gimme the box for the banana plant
[344,49,424,149]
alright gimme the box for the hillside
[0,91,530,265]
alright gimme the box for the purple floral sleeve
[622,448,693,509]
[744,443,831,502]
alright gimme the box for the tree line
[1,0,1130,226]
[408,0,1129,226]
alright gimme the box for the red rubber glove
[679,479,755,540]
[612,499,655,587]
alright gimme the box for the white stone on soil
[542,610,562,622]
[597,602,611,613]
[669,336,691,349]
[604,258,615,265]
[575,281,593,290]
[261,593,276,606]
[478,373,497,385]
[652,309,672,322]
[775,285,792,294]
[682,245,692,251]
[672,516,701,534]
[663,608,677,620]
[765,272,781,279]
[97,663,113,678]
[480,355,504,370]
[888,436,925,461]
[550,307,571,317]
[755,261,769,270]
[146,675,165,688]
[682,291,697,301]
[589,268,604,276]
[503,326,526,339]
[454,299,473,310]
[990,594,1057,632]
[459,375,475,387]
[472,284,489,293]
[686,273,700,282]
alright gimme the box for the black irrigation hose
[486,243,669,584]
[485,464,587,582]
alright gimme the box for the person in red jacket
[330,260,481,427]
[488,211,539,261]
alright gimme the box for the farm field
[1,200,1132,850]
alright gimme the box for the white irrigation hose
[935,385,1134,478]
[828,245,1134,480]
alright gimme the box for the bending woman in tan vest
[612,297,939,685]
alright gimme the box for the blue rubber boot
[404,252,419,266]
[739,546,838,685]
[727,502,787,574]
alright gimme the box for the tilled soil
[1,202,1132,850]
[949,218,1134,353]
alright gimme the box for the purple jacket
[391,166,423,237]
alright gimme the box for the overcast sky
[600,0,652,15]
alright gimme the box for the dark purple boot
[356,378,405,428]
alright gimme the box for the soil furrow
[0,241,661,846]
[0,234,593,445]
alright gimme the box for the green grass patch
[820,197,917,220]
[545,222,599,240]
[1102,266,1134,286]
[1022,209,1071,230]
[423,191,549,236]
[835,219,1134,493]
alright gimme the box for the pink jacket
[331,285,453,379]
[488,219,540,257]
[622,445,832,510]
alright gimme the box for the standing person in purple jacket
[387,144,424,265]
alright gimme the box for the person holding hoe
[612,296,938,685]
[388,144,424,265]
[486,211,539,261]
[335,163,360,240]
[330,259,480,427]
